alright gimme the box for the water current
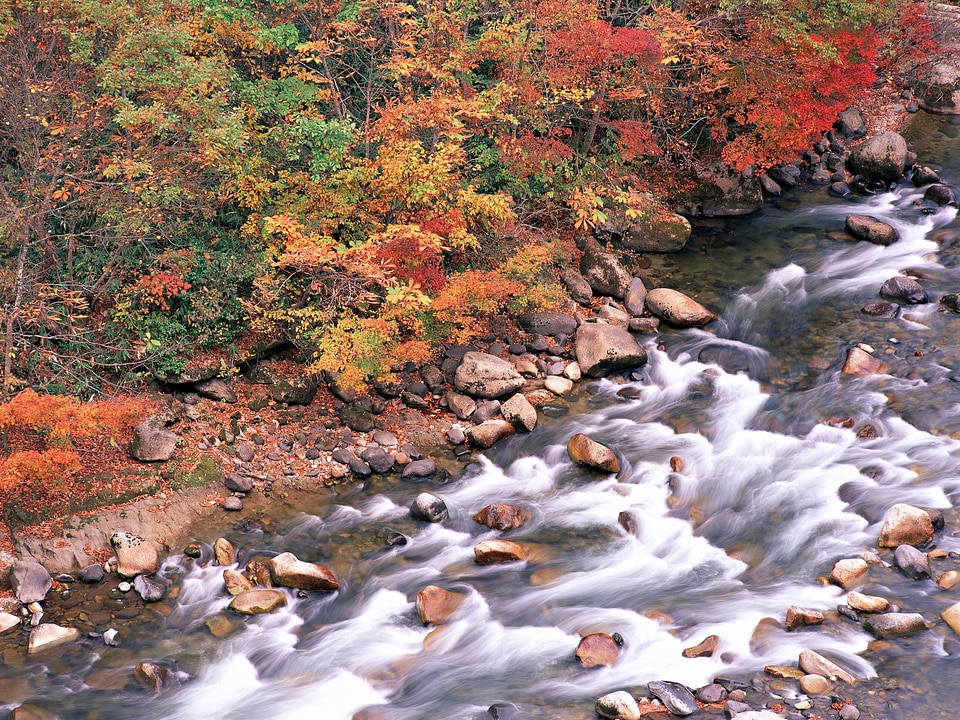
[3,114,960,719]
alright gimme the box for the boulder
[229,589,288,615]
[27,623,79,654]
[800,674,831,696]
[880,276,927,304]
[696,162,763,217]
[129,419,177,462]
[798,649,856,683]
[401,458,437,479]
[111,532,160,578]
[580,244,632,298]
[941,602,960,635]
[599,207,692,253]
[0,612,20,634]
[574,323,647,378]
[11,561,51,604]
[785,606,824,630]
[415,585,464,625]
[847,591,889,613]
[644,288,717,327]
[134,574,165,602]
[598,303,630,328]
[133,662,169,695]
[681,634,719,658]
[836,107,868,139]
[596,690,641,720]
[361,446,395,474]
[517,312,577,337]
[862,612,930,638]
[893,544,931,580]
[848,131,908,181]
[845,215,899,245]
[446,392,477,420]
[224,474,253,493]
[914,46,960,114]
[567,433,620,473]
[829,558,868,589]
[411,493,448,523]
[647,681,698,717]
[624,278,647,316]
[268,375,317,405]
[270,552,339,592]
[214,537,237,566]
[193,378,237,403]
[544,376,573,396]
[474,539,526,564]
[473,503,531,531]
[466,419,516,449]
[924,184,959,206]
[561,267,594,305]
[878,503,935,547]
[454,352,525,399]
[223,569,254,596]
[842,346,882,376]
[500,393,537,432]
[575,632,621,667]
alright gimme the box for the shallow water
[3,114,960,719]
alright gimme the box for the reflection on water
[3,115,960,719]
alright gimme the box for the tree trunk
[3,238,29,401]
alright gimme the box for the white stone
[596,690,641,720]
[544,376,574,396]
[0,612,20,634]
[28,623,80,654]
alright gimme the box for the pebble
[117,582,131,593]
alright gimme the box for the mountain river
[2,113,960,719]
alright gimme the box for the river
[2,113,960,719]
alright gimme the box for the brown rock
[111,532,160,579]
[213,537,236,566]
[785,606,824,630]
[842,346,882,376]
[829,558,868,589]
[500,393,538,432]
[415,585,464,626]
[798,649,856,684]
[877,503,935,548]
[474,539,526,564]
[644,288,717,327]
[229,589,288,615]
[938,570,960,590]
[575,632,621,667]
[244,557,274,587]
[223,568,254,596]
[134,661,169,695]
[846,591,889,613]
[205,614,241,637]
[800,674,831,695]
[473,503,531,531]
[567,433,620,473]
[269,552,339,592]
[681,634,719,658]
[941,602,960,635]
[465,420,516,449]
[764,665,806,680]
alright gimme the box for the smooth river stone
[28,624,80,654]
[682,634,719,658]
[213,537,237,566]
[474,539,526,564]
[269,552,339,592]
[229,589,288,615]
[0,612,20,634]
[862,612,930,638]
[800,674,831,695]
[830,558,868,589]
[941,602,960,635]
[798,649,856,684]
[646,680,698,716]
[785,606,824,630]
[878,503,935,548]
[847,591,889,613]
[893,544,931,580]
[415,585,464,626]
[596,690,641,720]
[473,503,530,531]
[575,633,621,667]
[567,433,619,473]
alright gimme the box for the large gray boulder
[11,561,51,604]
[880,276,927,304]
[644,288,717,327]
[599,207,691,253]
[574,323,647,378]
[848,131,909,181]
[130,418,177,462]
[517,312,577,337]
[580,244,632,298]
[193,378,238,403]
[845,215,899,246]
[454,352,524,399]
[696,162,763,217]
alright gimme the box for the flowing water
[4,114,960,720]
